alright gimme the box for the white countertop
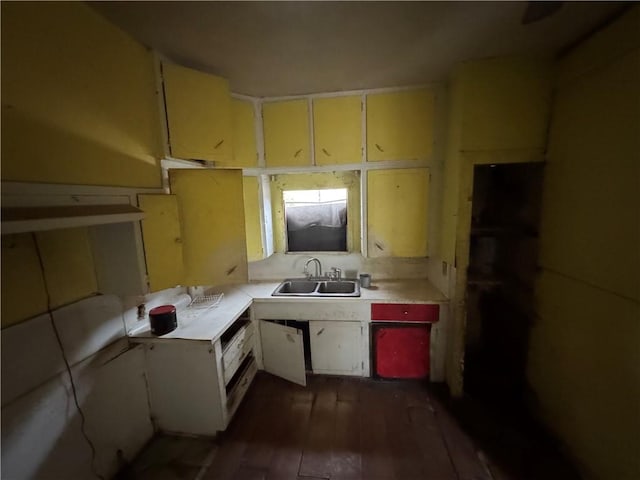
[239,278,447,303]
[129,278,447,343]
[128,286,253,343]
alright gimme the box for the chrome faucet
[328,267,342,280]
[303,257,322,279]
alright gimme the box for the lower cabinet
[141,314,256,436]
[309,321,363,376]
[259,319,364,385]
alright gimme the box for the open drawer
[223,329,254,384]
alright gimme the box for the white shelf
[2,204,145,234]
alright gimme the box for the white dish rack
[188,293,224,310]
[179,293,224,321]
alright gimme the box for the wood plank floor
[203,373,490,480]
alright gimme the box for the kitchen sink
[274,280,318,294]
[317,281,357,294]
[272,279,360,297]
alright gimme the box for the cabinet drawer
[226,355,257,417]
[222,320,253,366]
[371,303,439,322]
[223,334,254,385]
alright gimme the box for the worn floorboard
[359,382,396,480]
[189,372,577,480]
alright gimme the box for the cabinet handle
[241,377,248,387]
[286,333,295,343]
[403,311,409,315]
[214,139,225,149]
[294,149,302,158]
[322,148,331,156]
[375,143,384,152]
[174,237,182,244]
[317,328,325,336]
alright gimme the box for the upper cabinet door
[228,98,258,168]
[313,96,362,166]
[263,99,310,167]
[162,62,233,163]
[138,194,185,292]
[366,89,435,162]
[367,168,429,257]
[242,176,264,262]
[169,169,248,286]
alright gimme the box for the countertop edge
[129,279,448,343]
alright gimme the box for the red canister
[149,305,177,336]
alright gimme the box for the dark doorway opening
[464,162,544,415]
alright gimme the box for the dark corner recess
[464,162,544,415]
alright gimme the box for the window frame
[269,171,361,255]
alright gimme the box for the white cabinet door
[259,320,306,386]
[309,321,363,376]
[144,342,225,436]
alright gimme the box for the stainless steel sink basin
[274,280,318,294]
[317,281,357,294]
[272,278,360,297]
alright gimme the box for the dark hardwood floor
[203,373,491,480]
[121,371,581,480]
[120,373,581,480]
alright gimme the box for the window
[270,171,360,254]
[284,188,348,252]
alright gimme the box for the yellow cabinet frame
[138,194,185,292]
[367,168,429,257]
[263,99,310,167]
[313,96,362,165]
[170,169,248,286]
[367,89,434,162]
[163,62,233,163]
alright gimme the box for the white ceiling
[92,1,626,97]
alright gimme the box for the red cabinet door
[373,325,430,379]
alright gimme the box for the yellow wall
[270,172,361,253]
[528,8,640,479]
[457,57,553,151]
[440,75,464,264]
[1,2,162,187]
[440,57,553,265]
[1,229,98,328]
